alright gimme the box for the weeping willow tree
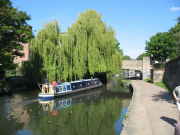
[23,9,122,83]
[62,9,122,80]
[27,19,61,83]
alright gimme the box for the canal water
[0,76,132,135]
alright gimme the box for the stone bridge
[122,56,150,79]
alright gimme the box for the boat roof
[42,78,99,85]
[69,78,99,83]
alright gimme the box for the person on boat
[45,77,49,93]
[52,79,57,94]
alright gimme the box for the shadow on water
[160,116,177,127]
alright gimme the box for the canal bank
[120,80,178,135]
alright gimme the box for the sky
[11,0,180,59]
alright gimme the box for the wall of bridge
[122,60,143,72]
[122,56,150,80]
[142,57,150,79]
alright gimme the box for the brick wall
[13,42,30,66]
[150,69,165,83]
[13,26,32,66]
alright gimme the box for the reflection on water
[0,76,132,135]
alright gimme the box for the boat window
[58,86,62,92]
[67,85,71,91]
[63,85,66,91]
[80,84,82,87]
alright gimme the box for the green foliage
[21,20,61,83]
[154,81,173,94]
[5,70,16,76]
[115,39,123,55]
[169,21,180,59]
[143,77,151,83]
[123,80,132,82]
[124,114,129,118]
[23,9,122,83]
[143,78,173,94]
[0,0,33,80]
[122,55,131,60]
[136,53,148,60]
[145,32,176,61]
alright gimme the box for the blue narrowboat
[38,78,102,99]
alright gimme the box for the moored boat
[38,78,102,99]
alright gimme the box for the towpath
[120,79,178,135]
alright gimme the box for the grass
[123,80,132,82]
[143,77,173,95]
[143,77,151,83]
[154,82,173,95]
[124,114,129,118]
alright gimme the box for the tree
[169,18,180,59]
[24,9,122,83]
[145,32,176,61]
[173,16,180,22]
[0,0,33,80]
[115,39,123,55]
[122,55,131,60]
[66,10,122,80]
[136,53,148,60]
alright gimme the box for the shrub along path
[120,79,178,135]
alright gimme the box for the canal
[0,76,132,135]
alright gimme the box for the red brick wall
[13,26,32,66]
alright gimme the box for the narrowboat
[38,78,102,99]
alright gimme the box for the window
[58,86,62,92]
[20,54,25,58]
[15,57,18,60]
[63,86,66,91]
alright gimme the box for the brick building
[13,26,32,66]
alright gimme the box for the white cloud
[170,7,180,11]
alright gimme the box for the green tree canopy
[136,53,148,60]
[24,9,122,83]
[169,20,180,58]
[0,0,33,80]
[145,32,176,61]
[115,39,123,55]
[122,55,131,60]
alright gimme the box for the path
[121,80,178,135]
